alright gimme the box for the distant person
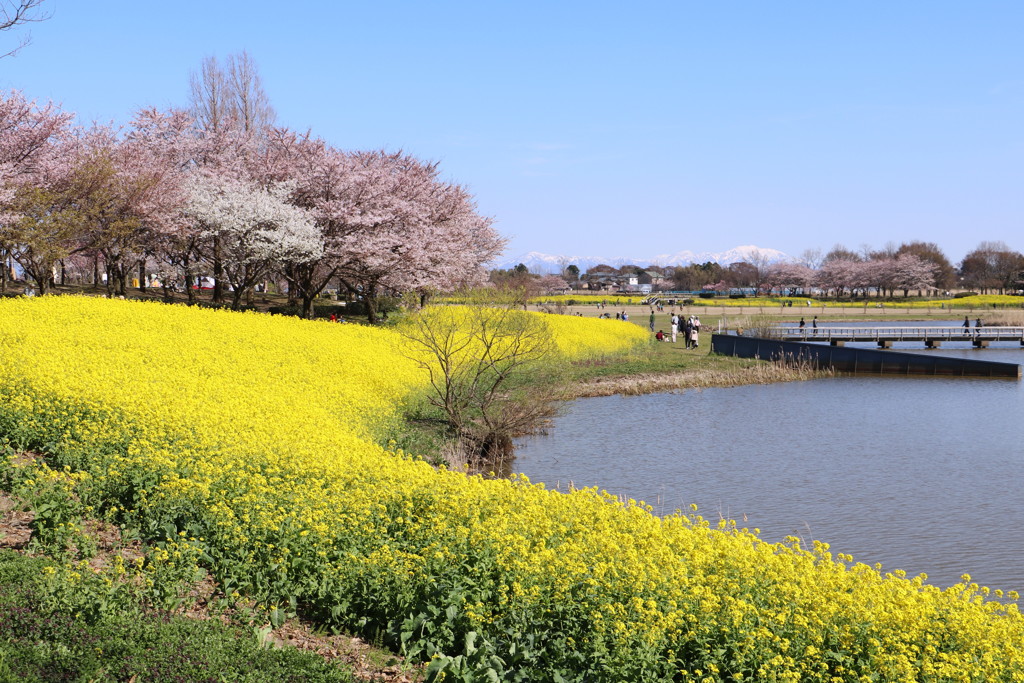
[649,310,656,332]
[975,318,983,329]
[812,316,818,333]
[655,330,665,341]
[670,314,679,343]
[622,311,629,322]
[963,316,970,332]
[799,317,805,330]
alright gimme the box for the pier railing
[778,326,1024,348]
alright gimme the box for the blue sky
[3,1,1022,264]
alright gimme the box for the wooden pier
[779,326,1024,349]
[712,334,1022,378]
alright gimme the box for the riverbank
[562,340,830,398]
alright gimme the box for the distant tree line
[499,241,1024,297]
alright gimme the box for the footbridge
[779,326,1024,349]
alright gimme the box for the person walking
[649,310,656,332]
[670,314,679,343]
[692,316,702,348]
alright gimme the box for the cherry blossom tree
[0,90,72,293]
[258,135,503,321]
[896,241,954,290]
[538,274,570,295]
[891,253,936,296]
[816,259,860,297]
[185,173,321,309]
[126,108,199,299]
[68,123,186,297]
[325,150,503,322]
[763,262,815,295]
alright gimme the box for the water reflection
[514,349,1024,593]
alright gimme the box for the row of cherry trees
[761,254,939,297]
[0,90,505,321]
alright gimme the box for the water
[514,332,1024,593]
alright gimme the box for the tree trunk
[59,260,66,287]
[183,256,196,304]
[138,261,147,293]
[364,283,380,325]
[286,273,298,306]
[231,285,244,311]
[93,255,100,290]
[0,250,6,295]
[212,235,224,304]
[32,269,49,295]
[301,293,315,319]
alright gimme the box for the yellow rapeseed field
[0,296,1021,682]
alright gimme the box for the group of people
[654,313,701,348]
[798,316,819,332]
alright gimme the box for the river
[514,324,1024,593]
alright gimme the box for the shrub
[267,305,301,316]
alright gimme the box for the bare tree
[226,50,275,133]
[799,247,824,270]
[188,56,231,133]
[398,295,565,465]
[188,51,275,134]
[1,0,49,58]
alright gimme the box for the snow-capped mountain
[491,245,789,273]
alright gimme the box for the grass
[0,549,356,682]
[562,339,829,397]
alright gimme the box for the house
[638,270,670,290]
